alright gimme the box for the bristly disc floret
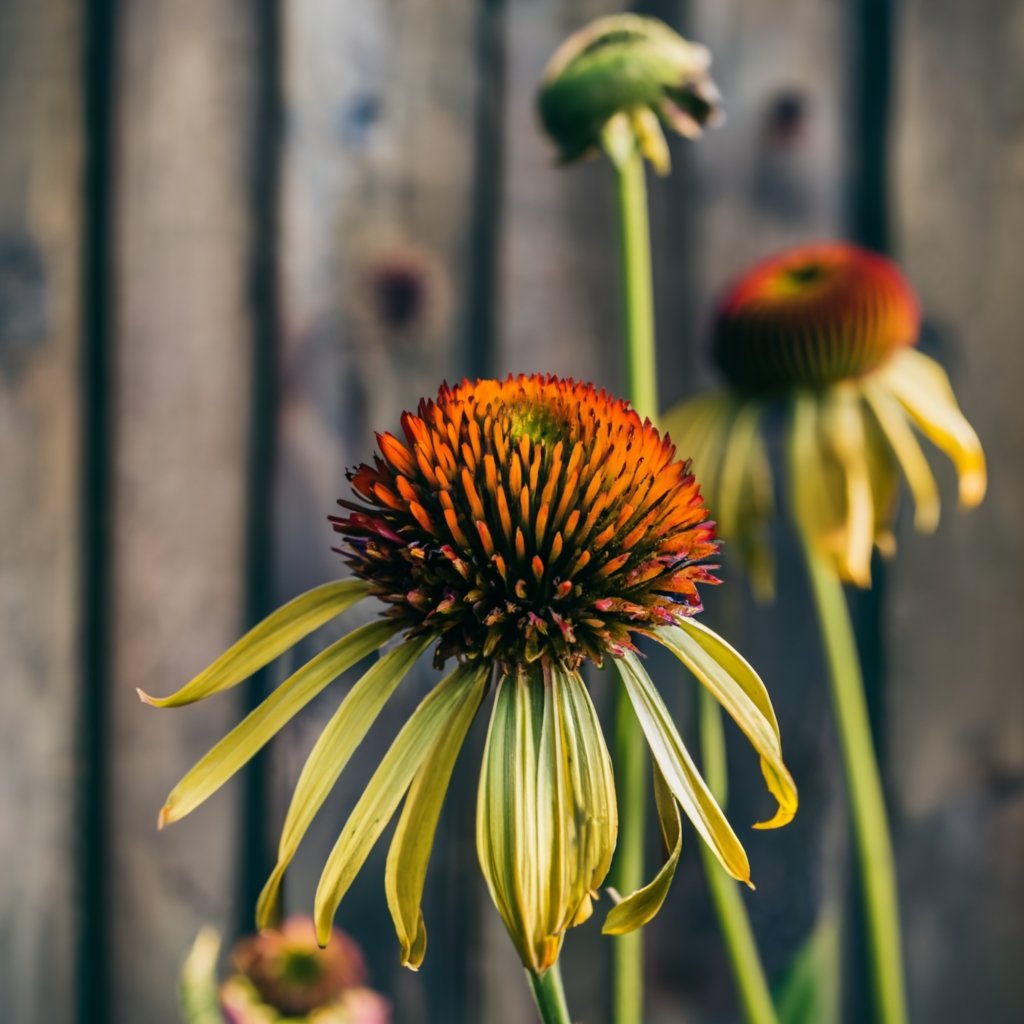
[332,374,719,669]
[714,242,920,394]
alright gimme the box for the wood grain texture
[651,0,852,1017]
[0,2,83,1020]
[271,3,481,1020]
[107,3,259,1019]
[889,1,1024,1019]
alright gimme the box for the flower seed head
[332,375,719,670]
[714,242,920,394]
[538,14,722,171]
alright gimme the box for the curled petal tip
[959,468,987,508]
[157,805,172,830]
[137,687,156,705]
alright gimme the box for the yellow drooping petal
[821,384,875,587]
[602,763,681,934]
[476,662,617,973]
[159,620,397,828]
[615,652,751,885]
[788,391,855,584]
[880,347,986,507]
[313,662,489,946]
[862,378,940,533]
[139,579,371,707]
[256,634,432,929]
[655,620,797,829]
[385,654,486,969]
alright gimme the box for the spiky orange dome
[713,243,920,394]
[332,375,719,669]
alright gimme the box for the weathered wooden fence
[2,1,1021,1022]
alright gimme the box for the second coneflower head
[144,374,796,978]
[664,242,986,590]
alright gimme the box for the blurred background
[2,0,1022,1022]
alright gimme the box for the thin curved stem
[608,137,657,1024]
[527,963,572,1024]
[800,536,908,1024]
[699,689,779,1024]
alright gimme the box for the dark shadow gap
[236,0,285,935]
[77,1,118,1021]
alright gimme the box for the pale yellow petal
[159,619,397,828]
[139,579,371,707]
[256,633,431,929]
[313,662,489,946]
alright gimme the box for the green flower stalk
[147,375,796,1024]
[538,15,725,1023]
[664,242,987,1024]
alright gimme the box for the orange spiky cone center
[332,375,719,669]
[713,242,920,394]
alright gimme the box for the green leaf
[313,661,489,945]
[603,762,681,934]
[654,620,797,830]
[384,652,485,969]
[773,910,842,1024]
[159,619,397,827]
[256,633,432,929]
[139,579,371,707]
[614,652,751,884]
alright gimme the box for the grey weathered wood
[107,3,260,1019]
[652,0,852,1016]
[0,2,83,1021]
[272,2,481,1020]
[889,2,1024,1019]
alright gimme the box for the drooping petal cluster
[665,242,986,588]
[537,14,722,173]
[333,375,719,669]
[146,374,796,982]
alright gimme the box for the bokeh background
[2,1,1022,1022]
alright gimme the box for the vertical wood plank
[272,2,481,1020]
[652,1,853,1017]
[890,2,1024,1019]
[107,3,260,1019]
[0,3,83,1020]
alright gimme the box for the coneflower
[664,243,986,1024]
[146,375,796,1023]
[667,242,986,592]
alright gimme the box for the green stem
[800,536,908,1024]
[526,963,572,1024]
[612,138,658,418]
[699,689,780,1024]
[608,136,657,1024]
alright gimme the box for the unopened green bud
[537,14,722,174]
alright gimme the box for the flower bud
[538,14,722,174]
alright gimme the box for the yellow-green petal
[158,619,397,828]
[385,657,485,969]
[862,378,940,533]
[880,347,986,507]
[139,579,371,707]
[476,663,617,973]
[256,633,432,929]
[654,620,797,829]
[602,763,681,934]
[614,652,751,884]
[821,384,875,586]
[787,391,849,582]
[313,662,489,946]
